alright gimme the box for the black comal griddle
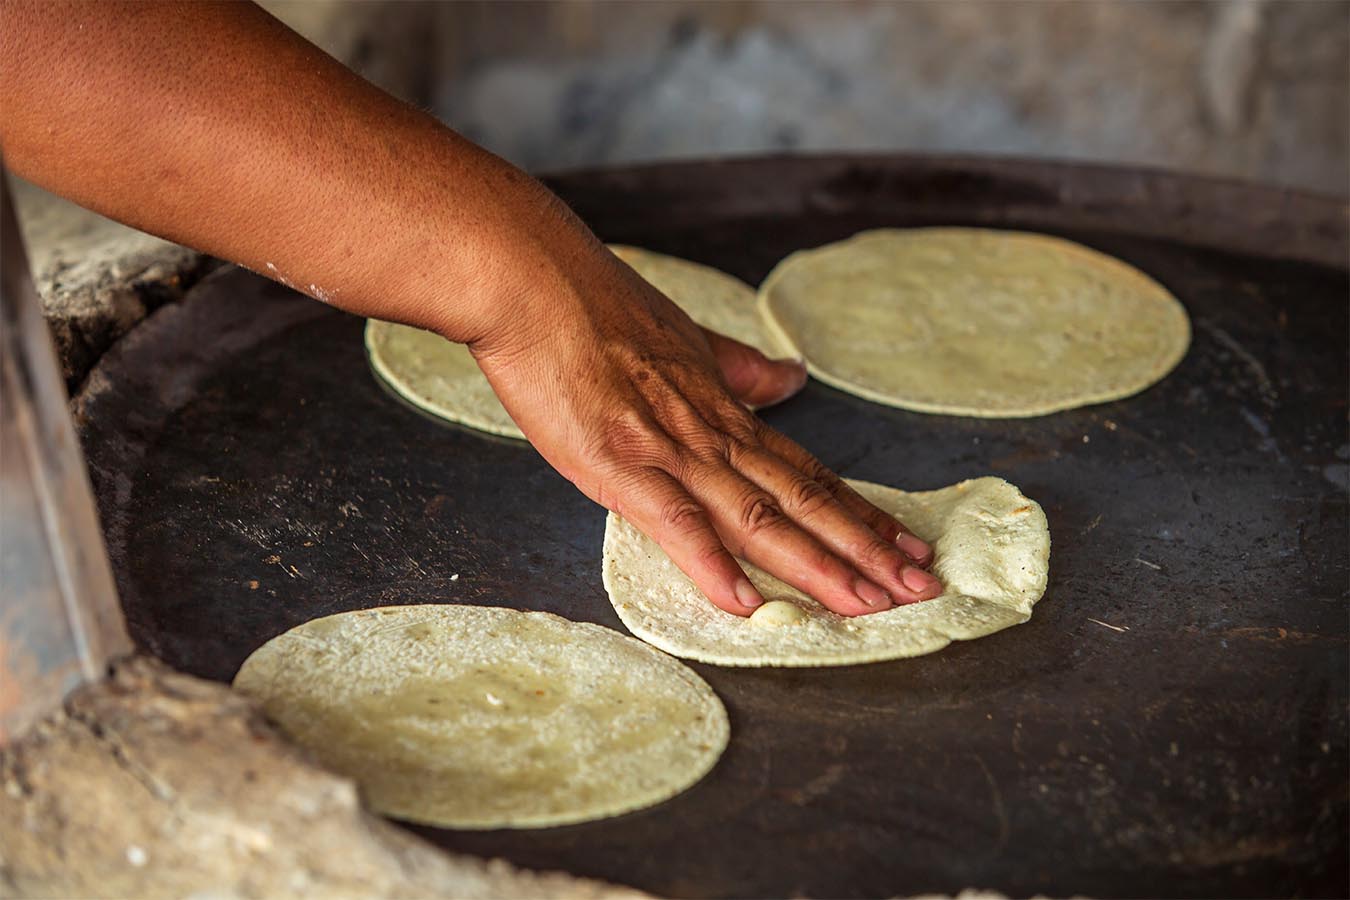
[74,156,1349,898]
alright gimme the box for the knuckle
[719,408,761,444]
[750,417,787,448]
[659,493,709,536]
[718,437,761,477]
[784,475,835,517]
[722,435,756,470]
[800,454,840,488]
[855,537,900,573]
[763,426,844,488]
[737,491,785,538]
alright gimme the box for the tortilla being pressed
[366,245,786,439]
[758,228,1190,417]
[603,477,1050,667]
[232,605,729,828]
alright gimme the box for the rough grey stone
[12,180,213,394]
[0,655,643,900]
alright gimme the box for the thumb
[702,327,808,408]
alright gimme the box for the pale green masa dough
[233,605,730,829]
[758,227,1191,418]
[604,476,1051,667]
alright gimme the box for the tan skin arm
[1,1,942,617]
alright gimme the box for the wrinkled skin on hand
[0,0,941,618]
[472,237,943,618]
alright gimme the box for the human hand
[1,0,924,617]
[471,231,943,618]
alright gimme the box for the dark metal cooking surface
[75,156,1348,898]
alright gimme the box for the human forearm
[1,0,944,618]
[0,0,584,344]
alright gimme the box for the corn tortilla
[233,605,729,828]
[603,477,1050,667]
[758,228,1190,417]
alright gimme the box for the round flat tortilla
[232,605,729,829]
[365,320,521,437]
[366,245,786,439]
[758,228,1191,417]
[603,477,1050,667]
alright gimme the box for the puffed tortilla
[366,245,786,439]
[232,605,729,829]
[603,477,1050,667]
[758,228,1191,417]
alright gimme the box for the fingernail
[901,566,942,596]
[735,579,764,609]
[853,577,892,608]
[896,532,932,563]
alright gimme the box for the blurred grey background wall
[269,0,1349,195]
